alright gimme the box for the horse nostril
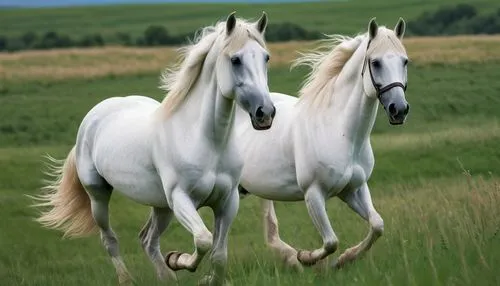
[404,104,410,116]
[271,106,276,118]
[255,106,264,120]
[388,103,397,116]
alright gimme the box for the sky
[0,0,320,8]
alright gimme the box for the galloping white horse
[32,12,275,285]
[235,18,410,270]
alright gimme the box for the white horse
[31,12,275,286]
[234,18,409,270]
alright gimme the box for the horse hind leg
[139,207,177,281]
[81,170,133,285]
[164,189,213,273]
[262,199,303,272]
[33,147,132,283]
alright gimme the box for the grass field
[1,0,498,39]
[1,30,500,286]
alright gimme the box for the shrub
[78,34,105,47]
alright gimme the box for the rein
[360,38,407,98]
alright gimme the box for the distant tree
[35,31,74,49]
[453,4,477,20]
[144,25,172,46]
[408,4,478,36]
[21,31,37,48]
[0,36,7,51]
[6,38,24,52]
[468,15,500,34]
[78,34,104,47]
[265,22,322,42]
[169,32,192,46]
[115,32,132,46]
[408,4,500,36]
[135,37,146,47]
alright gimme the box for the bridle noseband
[361,39,407,99]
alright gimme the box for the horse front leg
[334,183,384,269]
[297,185,339,266]
[199,189,239,286]
[262,199,303,271]
[164,189,213,273]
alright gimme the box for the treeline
[407,4,500,36]
[0,22,322,52]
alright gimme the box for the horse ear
[256,11,268,34]
[226,11,237,36]
[368,17,378,40]
[394,17,406,39]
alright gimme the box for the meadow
[1,19,500,286]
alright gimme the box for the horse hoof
[164,251,197,272]
[165,251,183,271]
[330,257,341,269]
[297,250,317,266]
[198,275,231,286]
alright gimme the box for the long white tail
[31,146,96,238]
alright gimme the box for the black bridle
[361,39,407,99]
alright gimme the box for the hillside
[1,0,496,40]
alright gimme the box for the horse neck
[338,82,378,147]
[326,40,378,147]
[179,61,236,148]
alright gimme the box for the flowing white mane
[159,19,266,117]
[293,27,407,110]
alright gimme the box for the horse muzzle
[250,105,276,130]
[379,89,409,125]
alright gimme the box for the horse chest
[321,161,368,196]
[177,152,241,199]
[195,171,234,192]
[322,140,373,193]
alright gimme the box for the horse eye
[265,54,270,63]
[371,59,381,68]
[231,56,241,65]
[403,58,409,66]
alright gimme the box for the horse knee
[324,238,339,254]
[195,231,213,254]
[371,217,384,237]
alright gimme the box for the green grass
[2,62,500,146]
[0,0,497,40]
[0,57,499,285]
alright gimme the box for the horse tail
[31,146,97,238]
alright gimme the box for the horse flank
[159,19,267,117]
